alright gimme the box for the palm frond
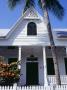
[8,0,21,9]
[38,0,64,19]
[23,0,35,12]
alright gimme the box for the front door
[26,62,38,85]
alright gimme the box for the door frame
[26,55,39,85]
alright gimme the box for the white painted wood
[0,8,67,47]
[0,46,66,86]
[66,47,67,56]
[48,75,67,85]
[22,7,42,20]
[43,46,48,86]
[19,46,44,86]
[1,85,67,90]
[18,46,22,69]
[1,17,67,46]
[0,15,49,46]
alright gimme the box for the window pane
[47,58,55,75]
[8,46,16,49]
[27,22,37,35]
[64,58,67,74]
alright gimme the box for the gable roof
[0,7,67,40]
[0,7,43,39]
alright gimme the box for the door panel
[26,62,38,85]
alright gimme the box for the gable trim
[22,7,42,20]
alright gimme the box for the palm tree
[8,0,64,85]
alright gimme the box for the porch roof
[56,29,67,38]
[0,29,10,38]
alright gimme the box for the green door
[26,62,38,85]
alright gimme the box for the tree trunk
[41,0,61,85]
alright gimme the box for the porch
[0,46,67,86]
[19,75,67,85]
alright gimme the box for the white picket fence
[0,85,67,90]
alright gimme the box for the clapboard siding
[0,16,67,46]
[0,19,50,46]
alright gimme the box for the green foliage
[8,0,64,19]
[8,0,21,9]
[0,77,19,86]
[38,0,64,19]
[24,0,35,12]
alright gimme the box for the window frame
[47,58,55,75]
[7,46,16,49]
[27,22,37,36]
[64,58,67,75]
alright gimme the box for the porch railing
[48,75,67,85]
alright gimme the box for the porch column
[18,46,22,69]
[66,47,67,55]
[43,46,48,86]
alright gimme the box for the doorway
[26,55,38,85]
[26,62,38,85]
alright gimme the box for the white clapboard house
[0,7,67,87]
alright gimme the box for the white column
[18,46,22,69]
[43,46,48,86]
[66,47,67,55]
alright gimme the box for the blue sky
[0,0,67,29]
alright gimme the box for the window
[64,58,67,74]
[47,58,55,75]
[27,22,37,35]
[8,58,17,64]
[7,46,16,49]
